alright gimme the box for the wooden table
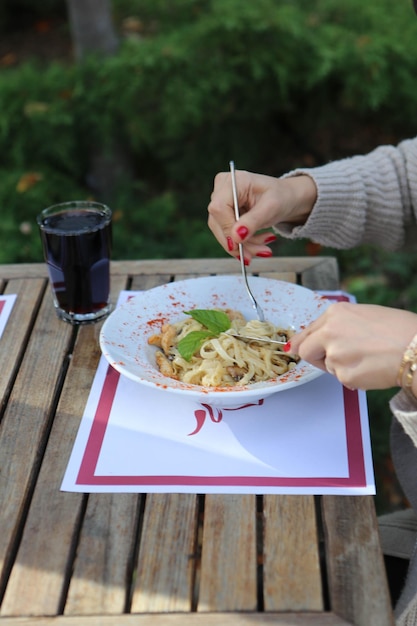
[0,258,394,626]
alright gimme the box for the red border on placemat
[0,300,6,315]
[76,294,367,488]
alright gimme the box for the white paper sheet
[0,294,17,340]
[62,290,375,495]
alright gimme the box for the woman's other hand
[288,302,417,391]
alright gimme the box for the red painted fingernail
[256,250,273,258]
[226,236,234,252]
[238,255,250,266]
[264,234,277,244]
[236,225,249,240]
[283,341,291,352]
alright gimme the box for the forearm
[275,138,417,250]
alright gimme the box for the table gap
[315,496,331,611]
[57,493,89,614]
[191,494,205,612]
[125,493,147,613]
[256,495,265,612]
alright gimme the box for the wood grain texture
[0,279,45,412]
[64,494,140,615]
[0,258,339,280]
[263,495,323,611]
[130,274,173,291]
[322,495,394,626]
[0,289,74,604]
[0,611,354,625]
[0,260,393,624]
[1,277,127,616]
[198,495,257,611]
[299,257,340,290]
[131,494,198,612]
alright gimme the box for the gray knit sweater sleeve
[275,137,417,250]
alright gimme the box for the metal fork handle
[226,332,287,345]
[229,160,265,322]
[222,332,298,358]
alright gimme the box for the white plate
[100,275,330,407]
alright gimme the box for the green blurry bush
[0,0,416,265]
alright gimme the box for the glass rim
[37,200,112,231]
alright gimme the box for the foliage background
[1,0,417,511]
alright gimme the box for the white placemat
[61,290,375,495]
[0,294,17,340]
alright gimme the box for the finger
[289,304,337,353]
[208,171,251,221]
[300,344,327,372]
[288,325,316,355]
[208,172,236,226]
[244,231,277,246]
[324,357,336,376]
[230,192,282,241]
[225,227,278,264]
[232,233,276,262]
[288,322,328,370]
[207,213,238,256]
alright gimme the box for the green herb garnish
[177,330,213,361]
[177,309,231,361]
[184,309,231,334]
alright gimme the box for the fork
[229,160,265,322]
[221,331,298,358]
[224,332,287,346]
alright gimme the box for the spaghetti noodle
[148,309,298,387]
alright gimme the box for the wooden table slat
[0,611,354,626]
[0,291,74,604]
[322,495,394,626]
[299,257,340,290]
[263,495,323,611]
[0,279,46,411]
[64,493,140,615]
[130,274,174,292]
[0,257,339,281]
[131,494,198,613]
[198,495,257,611]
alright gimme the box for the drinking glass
[37,200,112,324]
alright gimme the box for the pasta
[148,308,299,387]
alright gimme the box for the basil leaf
[177,330,214,361]
[184,309,231,334]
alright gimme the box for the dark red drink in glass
[37,201,112,324]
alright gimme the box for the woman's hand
[288,302,417,391]
[207,170,317,262]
